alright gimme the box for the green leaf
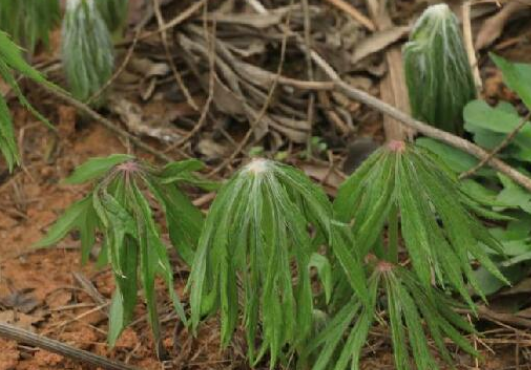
[65,154,133,184]
[35,196,93,248]
[0,94,19,171]
[491,54,531,110]
[95,0,128,36]
[188,158,335,368]
[308,253,333,304]
[0,0,60,54]
[403,4,476,134]
[416,137,491,176]
[62,0,115,104]
[497,174,531,214]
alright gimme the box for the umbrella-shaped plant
[303,141,509,370]
[37,155,206,358]
[188,158,367,367]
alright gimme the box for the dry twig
[0,322,138,370]
[322,0,375,31]
[41,85,176,162]
[460,112,531,179]
[153,0,198,110]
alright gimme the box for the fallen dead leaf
[475,2,531,50]
[351,26,410,65]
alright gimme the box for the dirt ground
[1,0,531,369]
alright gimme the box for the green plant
[305,255,477,370]
[188,158,355,367]
[37,155,206,356]
[303,141,508,370]
[403,3,476,135]
[417,54,531,296]
[95,0,129,38]
[62,0,115,104]
[0,31,57,171]
[0,0,60,55]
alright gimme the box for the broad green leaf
[416,137,489,175]
[491,54,531,110]
[497,174,531,214]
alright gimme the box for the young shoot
[62,0,115,104]
[188,158,346,367]
[403,3,476,135]
[0,0,60,55]
[37,155,206,358]
[95,0,129,39]
[334,140,509,308]
[304,253,477,370]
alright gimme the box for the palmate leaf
[36,155,205,352]
[0,0,60,54]
[403,4,476,135]
[62,0,115,104]
[334,141,509,307]
[188,158,342,368]
[305,261,477,370]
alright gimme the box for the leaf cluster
[403,4,476,135]
[305,259,477,370]
[0,0,60,55]
[189,159,336,367]
[418,54,531,296]
[62,0,115,103]
[334,141,508,307]
[37,155,205,355]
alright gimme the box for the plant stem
[387,204,399,264]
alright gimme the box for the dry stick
[170,5,217,150]
[0,322,138,370]
[460,112,531,179]
[322,0,375,31]
[462,1,483,93]
[130,0,206,44]
[333,78,531,192]
[153,0,198,110]
[301,0,316,158]
[42,86,174,163]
